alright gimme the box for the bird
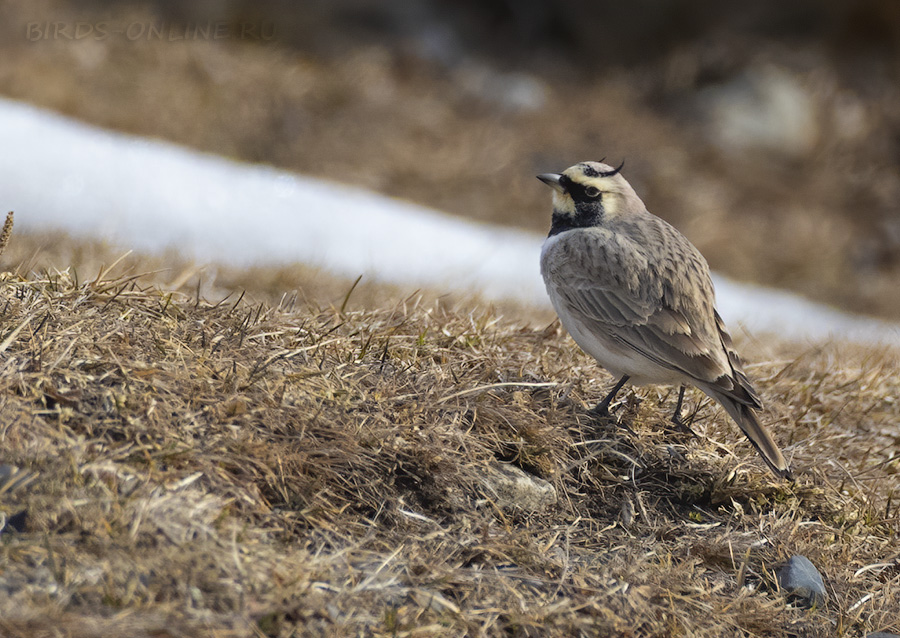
[537,160,791,479]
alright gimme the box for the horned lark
[538,161,791,478]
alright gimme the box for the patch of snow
[711,274,899,346]
[1,97,897,347]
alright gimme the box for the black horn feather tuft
[598,159,625,177]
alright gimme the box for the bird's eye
[584,186,601,198]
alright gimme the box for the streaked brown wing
[545,226,734,387]
[558,284,733,384]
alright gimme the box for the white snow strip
[1,97,898,347]
[711,274,899,346]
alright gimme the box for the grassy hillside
[0,245,897,637]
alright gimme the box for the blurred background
[1,0,899,317]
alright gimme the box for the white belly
[549,290,683,385]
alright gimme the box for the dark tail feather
[706,390,792,479]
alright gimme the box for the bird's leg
[591,375,630,417]
[669,385,696,436]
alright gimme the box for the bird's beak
[536,173,564,193]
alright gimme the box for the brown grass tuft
[0,212,14,259]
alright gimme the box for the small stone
[778,555,826,607]
[619,499,635,528]
[476,462,556,513]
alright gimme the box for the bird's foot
[589,402,611,419]
[667,412,697,438]
[588,404,637,436]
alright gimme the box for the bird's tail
[706,390,792,479]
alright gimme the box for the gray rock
[699,66,818,158]
[778,555,826,607]
[475,462,556,513]
[456,64,547,112]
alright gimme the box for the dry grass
[0,253,897,638]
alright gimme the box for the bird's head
[537,160,635,235]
